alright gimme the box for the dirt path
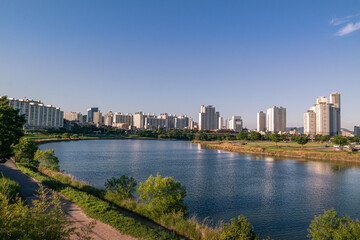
[0,160,137,240]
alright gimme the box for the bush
[137,173,188,219]
[220,215,258,240]
[35,149,60,171]
[308,209,360,239]
[62,133,70,139]
[104,176,137,200]
[71,134,79,139]
[0,184,78,239]
[0,174,22,203]
[13,138,39,167]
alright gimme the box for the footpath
[0,160,137,240]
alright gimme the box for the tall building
[199,105,219,130]
[87,107,98,123]
[257,111,266,132]
[93,111,103,126]
[64,112,83,122]
[267,106,286,132]
[218,117,224,129]
[7,97,63,129]
[304,110,316,136]
[104,112,114,126]
[354,126,360,137]
[228,116,243,131]
[113,113,133,126]
[134,112,144,129]
[304,93,341,136]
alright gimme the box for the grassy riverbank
[16,164,222,240]
[196,140,360,163]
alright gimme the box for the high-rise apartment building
[134,112,145,129]
[93,111,103,126]
[199,105,219,130]
[104,112,114,126]
[257,111,266,132]
[64,112,83,122]
[228,116,243,131]
[304,93,341,136]
[267,106,286,132]
[7,97,63,129]
[87,107,98,123]
[113,113,133,126]
[354,126,360,137]
[304,110,316,136]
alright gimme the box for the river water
[39,139,360,239]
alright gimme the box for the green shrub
[62,133,70,139]
[137,172,188,219]
[105,176,137,200]
[308,209,360,239]
[13,138,39,167]
[35,149,60,171]
[220,215,258,240]
[0,174,22,203]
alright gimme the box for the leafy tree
[105,176,137,199]
[0,96,26,161]
[137,173,188,218]
[296,135,309,149]
[62,133,70,139]
[35,149,60,171]
[237,132,249,141]
[308,209,360,239]
[333,135,348,150]
[269,133,281,147]
[321,135,331,143]
[220,215,259,240]
[13,138,39,167]
[71,134,79,139]
[249,131,262,141]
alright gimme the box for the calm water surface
[40,140,360,239]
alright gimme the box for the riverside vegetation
[2,96,360,239]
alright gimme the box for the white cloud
[336,22,360,36]
[330,14,358,26]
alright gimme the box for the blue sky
[1,0,359,129]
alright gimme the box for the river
[39,139,360,239]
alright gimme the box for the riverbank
[195,141,360,163]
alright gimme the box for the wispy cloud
[330,14,359,26]
[330,13,360,36]
[336,22,360,36]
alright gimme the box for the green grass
[17,164,177,240]
[0,174,22,203]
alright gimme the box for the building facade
[199,105,219,130]
[267,106,286,132]
[304,93,341,136]
[8,97,63,129]
[87,107,99,123]
[228,116,243,131]
[257,111,266,132]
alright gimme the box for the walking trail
[0,160,137,240]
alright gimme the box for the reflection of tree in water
[330,164,350,173]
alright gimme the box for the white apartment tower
[304,93,341,136]
[257,111,266,132]
[228,116,243,131]
[267,106,286,132]
[7,97,64,129]
[199,105,219,130]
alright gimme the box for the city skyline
[1,1,359,129]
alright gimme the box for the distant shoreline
[195,141,360,163]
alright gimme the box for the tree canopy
[0,96,26,161]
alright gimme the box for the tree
[35,149,60,171]
[296,135,309,150]
[13,138,39,167]
[249,131,262,141]
[220,215,259,240]
[62,133,70,139]
[308,209,360,239]
[333,135,348,150]
[71,134,79,139]
[269,133,281,147]
[105,176,137,199]
[137,173,188,218]
[321,135,331,143]
[237,132,249,141]
[0,96,26,161]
